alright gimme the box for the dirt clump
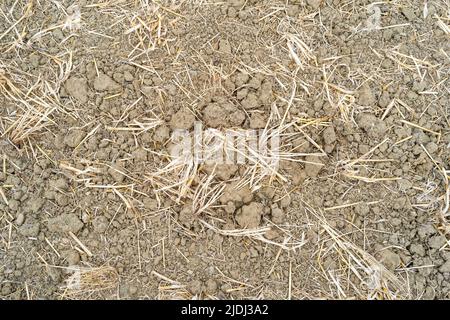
[65,77,89,103]
[93,73,121,92]
[170,108,196,130]
[304,155,324,178]
[357,113,387,139]
[220,182,253,206]
[203,103,245,128]
[48,214,84,234]
[236,202,263,228]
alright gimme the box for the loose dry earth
[0,0,449,300]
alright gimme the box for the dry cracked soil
[0,0,449,300]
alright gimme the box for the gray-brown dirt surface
[0,0,449,299]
